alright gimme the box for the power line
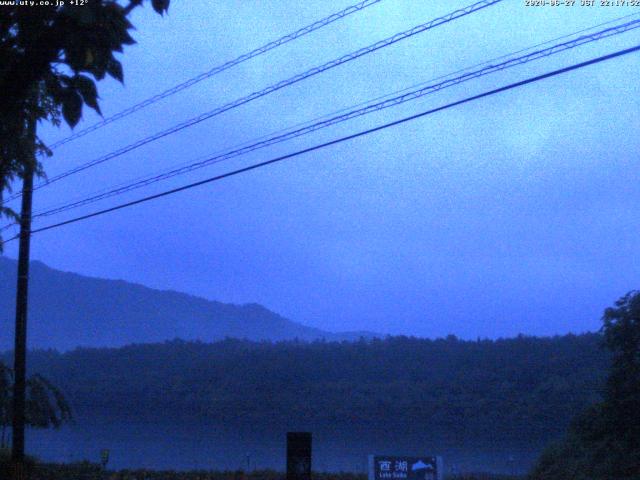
[17,11,640,224]
[23,11,639,222]
[2,43,637,248]
[46,0,385,150]
[22,17,640,222]
[1,0,502,206]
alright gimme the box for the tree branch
[122,0,144,16]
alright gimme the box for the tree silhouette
[530,291,640,479]
[0,361,71,449]
[0,0,171,244]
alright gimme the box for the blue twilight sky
[3,0,640,339]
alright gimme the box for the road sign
[368,455,443,480]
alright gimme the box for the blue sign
[368,456,443,480]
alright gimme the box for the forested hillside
[12,334,608,445]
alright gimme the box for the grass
[0,450,523,480]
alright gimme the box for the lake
[25,417,544,475]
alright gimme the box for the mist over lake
[12,332,606,477]
[27,418,543,475]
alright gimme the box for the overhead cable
[1,42,636,247]
[25,18,640,221]
[47,0,386,150]
[1,0,502,206]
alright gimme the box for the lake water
[25,418,544,475]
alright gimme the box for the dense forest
[3,333,608,446]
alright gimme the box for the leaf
[36,136,54,158]
[86,48,108,80]
[151,0,170,15]
[61,89,83,128]
[85,48,94,67]
[105,28,135,53]
[63,42,87,72]
[73,75,101,115]
[43,74,66,105]
[106,58,123,83]
[120,29,136,46]
[61,4,97,25]
[92,68,106,81]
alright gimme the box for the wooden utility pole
[11,116,36,480]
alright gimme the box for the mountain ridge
[0,256,377,351]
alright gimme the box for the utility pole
[11,115,36,480]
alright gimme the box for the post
[11,117,36,480]
[286,432,312,480]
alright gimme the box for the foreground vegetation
[529,291,640,479]
[0,456,521,480]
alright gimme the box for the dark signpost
[100,449,110,470]
[368,455,443,480]
[287,432,312,480]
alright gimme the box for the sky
[2,0,640,339]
